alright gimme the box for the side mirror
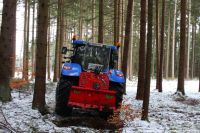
[62,47,68,54]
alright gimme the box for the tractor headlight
[63,66,72,70]
[116,73,124,77]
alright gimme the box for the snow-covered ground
[0,79,200,132]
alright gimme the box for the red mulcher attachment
[68,72,116,111]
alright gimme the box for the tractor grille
[79,72,109,90]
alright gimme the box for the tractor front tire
[109,82,124,108]
[55,78,72,116]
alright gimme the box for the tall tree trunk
[117,0,121,70]
[27,0,30,77]
[152,39,155,78]
[23,0,29,81]
[47,13,51,80]
[191,24,195,79]
[0,0,16,102]
[177,0,186,95]
[98,0,104,43]
[118,0,125,70]
[122,0,134,79]
[158,0,165,92]
[171,0,177,79]
[92,0,96,42]
[166,8,171,79]
[156,0,160,89]
[32,0,49,114]
[31,0,36,80]
[142,0,153,121]
[136,0,146,100]
[58,0,64,78]
[78,0,83,39]
[117,0,121,44]
[114,0,119,45]
[53,0,61,82]
[199,60,200,92]
[129,29,133,80]
[186,0,191,79]
[11,0,17,77]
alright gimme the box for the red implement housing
[68,72,116,111]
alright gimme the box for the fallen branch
[0,107,19,133]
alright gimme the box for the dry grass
[10,79,28,89]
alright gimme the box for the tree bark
[158,0,165,92]
[32,0,49,114]
[186,0,191,79]
[0,0,16,102]
[47,12,51,80]
[53,0,61,82]
[114,0,119,45]
[122,0,134,79]
[166,7,171,79]
[177,0,186,95]
[156,0,160,90]
[191,24,195,79]
[199,60,200,92]
[11,0,17,77]
[92,0,96,42]
[98,0,104,43]
[23,0,29,81]
[142,0,153,121]
[118,0,125,70]
[78,0,83,39]
[31,0,36,80]
[171,0,177,79]
[136,0,146,100]
[58,0,64,78]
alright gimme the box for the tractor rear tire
[55,78,73,116]
[109,82,124,108]
[99,109,113,119]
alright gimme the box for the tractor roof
[72,40,118,50]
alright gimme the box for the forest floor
[0,79,200,133]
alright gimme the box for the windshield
[80,44,111,71]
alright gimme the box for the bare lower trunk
[53,0,61,82]
[47,22,51,80]
[171,0,177,79]
[142,0,153,121]
[0,0,17,101]
[191,24,195,79]
[31,0,36,80]
[186,0,191,79]
[166,9,171,79]
[199,62,200,92]
[32,0,49,114]
[177,0,186,95]
[136,0,146,100]
[158,0,165,92]
[156,0,160,89]
[23,0,28,81]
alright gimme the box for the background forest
[0,0,200,132]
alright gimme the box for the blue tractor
[55,40,125,117]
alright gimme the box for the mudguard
[109,69,125,83]
[61,63,82,76]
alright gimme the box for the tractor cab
[56,40,125,117]
[62,40,118,72]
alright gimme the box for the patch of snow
[0,79,200,132]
